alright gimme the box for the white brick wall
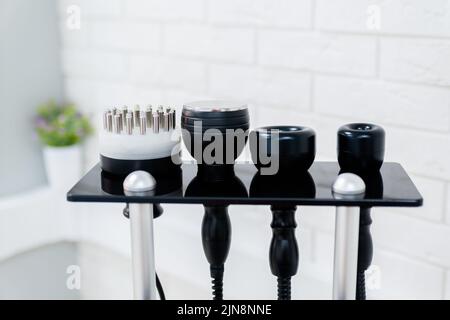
[56,0,450,299]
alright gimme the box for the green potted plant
[34,101,93,189]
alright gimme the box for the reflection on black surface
[249,171,316,199]
[185,169,248,198]
[67,162,422,207]
[101,170,183,197]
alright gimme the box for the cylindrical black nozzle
[250,125,316,174]
[337,123,385,173]
[181,101,250,171]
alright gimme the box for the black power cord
[202,205,231,300]
[356,207,373,300]
[156,272,166,300]
[269,205,299,300]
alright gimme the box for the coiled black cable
[277,277,291,300]
[270,206,298,301]
[210,265,224,300]
[356,271,366,300]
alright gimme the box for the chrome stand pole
[123,171,157,300]
[331,173,366,300]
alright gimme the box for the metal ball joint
[332,173,366,197]
[123,170,156,195]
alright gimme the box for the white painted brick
[58,0,121,18]
[387,127,450,180]
[164,25,255,63]
[315,76,450,132]
[63,77,96,112]
[209,64,311,109]
[90,21,160,52]
[391,175,445,222]
[61,49,128,80]
[59,20,90,48]
[65,78,165,117]
[252,106,314,129]
[130,55,207,92]
[93,82,164,109]
[208,0,312,28]
[258,30,376,76]
[381,38,450,87]
[316,0,450,37]
[161,89,214,107]
[372,210,450,267]
[370,250,444,299]
[124,0,204,21]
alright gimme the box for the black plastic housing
[337,123,385,173]
[250,126,316,174]
[100,154,181,178]
[181,101,250,167]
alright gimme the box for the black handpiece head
[337,123,385,173]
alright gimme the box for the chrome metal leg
[123,171,157,300]
[332,206,360,300]
[331,173,366,300]
[129,202,157,300]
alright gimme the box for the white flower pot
[43,144,82,190]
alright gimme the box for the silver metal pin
[117,113,123,133]
[145,106,153,129]
[106,112,113,132]
[140,113,147,135]
[153,112,159,133]
[157,106,164,127]
[114,114,121,134]
[121,106,128,128]
[126,113,133,135]
[103,111,108,130]
[133,105,140,128]
[168,109,175,130]
[163,112,170,131]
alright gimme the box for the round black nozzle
[337,123,385,173]
[250,125,315,174]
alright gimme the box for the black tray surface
[67,162,422,207]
